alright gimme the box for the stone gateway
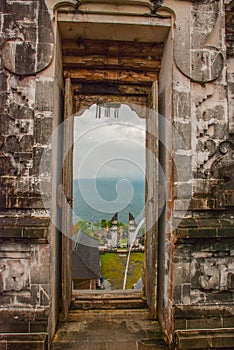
[0,0,233,349]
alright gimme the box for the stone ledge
[0,210,50,227]
[0,333,48,350]
[174,328,234,349]
[175,217,234,240]
[0,227,48,241]
[0,307,49,322]
[174,304,234,332]
[174,304,234,319]
[0,210,50,242]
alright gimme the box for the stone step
[71,298,148,310]
[175,329,234,349]
[72,290,144,299]
[71,291,148,310]
[67,308,151,322]
[52,340,169,350]
[52,306,169,350]
[0,333,48,350]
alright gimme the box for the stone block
[190,228,217,239]
[202,105,225,122]
[9,196,46,209]
[174,155,192,183]
[205,291,233,303]
[30,265,49,284]
[38,1,54,44]
[16,291,33,305]
[174,263,191,285]
[175,329,234,349]
[34,115,53,145]
[173,91,191,121]
[31,284,40,305]
[22,228,47,239]
[217,228,234,238]
[0,227,22,238]
[223,316,234,328]
[175,319,187,330]
[174,122,191,150]
[5,2,37,23]
[30,321,48,333]
[0,71,7,91]
[174,183,192,199]
[0,257,30,292]
[9,102,34,120]
[0,94,8,113]
[35,80,54,112]
[182,284,191,304]
[31,147,51,177]
[186,317,222,330]
[0,333,48,350]
[0,320,29,333]
[16,42,36,76]
[19,135,34,152]
[38,246,50,265]
[0,196,6,208]
[40,285,50,307]
[227,273,234,290]
[176,229,189,239]
[173,285,182,304]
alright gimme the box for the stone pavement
[51,291,169,350]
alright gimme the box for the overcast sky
[73,104,146,180]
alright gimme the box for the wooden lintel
[63,55,161,72]
[65,69,158,84]
[73,94,148,117]
[62,39,164,59]
[72,82,151,96]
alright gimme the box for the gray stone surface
[52,297,169,350]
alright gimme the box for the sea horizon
[73,177,145,225]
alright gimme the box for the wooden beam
[62,55,161,72]
[72,82,151,96]
[73,94,148,117]
[62,39,164,59]
[65,69,158,83]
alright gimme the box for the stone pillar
[109,213,118,248]
[128,212,137,247]
[0,1,55,349]
[160,0,234,347]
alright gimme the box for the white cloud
[73,104,146,180]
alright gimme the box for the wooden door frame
[61,77,159,321]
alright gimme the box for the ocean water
[73,178,145,224]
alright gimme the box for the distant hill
[73,178,145,224]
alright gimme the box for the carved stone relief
[199,262,220,290]
[210,140,234,207]
[0,243,50,307]
[0,0,54,76]
[174,0,224,82]
[0,259,30,292]
[60,0,153,14]
[0,247,30,293]
[191,253,234,292]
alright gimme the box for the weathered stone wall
[158,24,175,339]
[0,0,57,348]
[0,0,233,349]
[159,0,234,347]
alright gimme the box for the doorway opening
[61,76,160,320]
[72,103,146,292]
[58,26,169,319]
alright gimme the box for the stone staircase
[51,291,169,350]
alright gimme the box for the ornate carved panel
[0,0,54,76]
[174,0,224,82]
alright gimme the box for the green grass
[100,252,144,290]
